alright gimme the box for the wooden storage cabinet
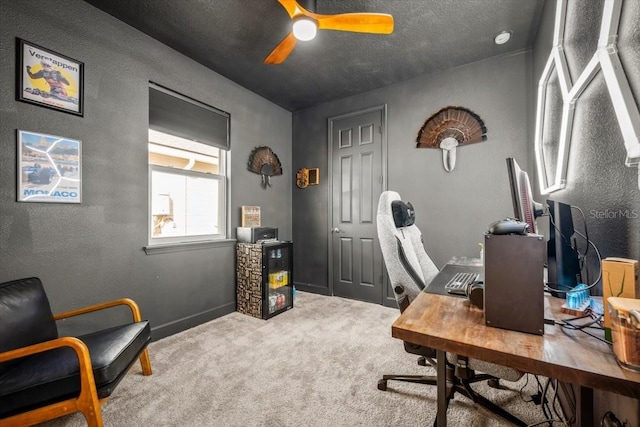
[236,241,293,319]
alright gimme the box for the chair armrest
[53,298,144,323]
[0,336,97,388]
[0,337,103,426]
[53,298,153,377]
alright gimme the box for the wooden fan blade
[277,0,309,19]
[264,32,298,64]
[317,13,394,34]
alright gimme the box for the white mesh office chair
[376,190,526,426]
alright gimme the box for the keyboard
[444,272,479,295]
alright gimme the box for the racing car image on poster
[17,130,82,203]
[22,163,57,184]
[17,39,84,116]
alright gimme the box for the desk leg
[576,386,593,427]
[436,349,447,427]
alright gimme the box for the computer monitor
[505,158,582,296]
[546,199,581,294]
[506,158,543,233]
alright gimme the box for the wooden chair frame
[0,298,152,427]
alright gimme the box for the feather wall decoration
[247,146,283,188]
[416,106,487,171]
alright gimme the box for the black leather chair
[0,277,152,427]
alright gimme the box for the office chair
[376,191,527,426]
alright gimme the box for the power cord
[550,379,565,423]
[542,205,603,294]
[519,373,534,403]
[526,420,567,426]
[571,205,590,280]
[573,229,603,291]
[552,314,612,345]
[542,378,553,421]
[532,375,553,421]
[525,374,571,426]
[560,313,603,330]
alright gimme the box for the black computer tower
[484,233,546,335]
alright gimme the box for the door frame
[327,104,388,299]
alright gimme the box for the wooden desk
[392,292,640,426]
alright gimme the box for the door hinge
[378,125,383,134]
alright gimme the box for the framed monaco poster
[17,130,82,203]
[17,38,84,116]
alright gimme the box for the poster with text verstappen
[17,130,82,203]
[17,39,84,116]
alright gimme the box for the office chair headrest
[391,200,415,228]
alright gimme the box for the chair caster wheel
[377,379,388,391]
[487,378,500,389]
[417,357,427,366]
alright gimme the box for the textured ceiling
[83,0,546,112]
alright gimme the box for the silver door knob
[332,227,341,233]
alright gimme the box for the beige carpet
[40,291,554,426]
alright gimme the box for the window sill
[143,239,236,255]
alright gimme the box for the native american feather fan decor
[248,146,283,188]
[416,106,487,172]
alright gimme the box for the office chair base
[434,377,527,427]
[461,378,526,426]
[487,378,500,389]
[378,374,437,391]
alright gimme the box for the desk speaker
[484,233,546,335]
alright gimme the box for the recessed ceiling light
[494,30,512,45]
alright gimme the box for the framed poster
[241,205,261,227]
[16,39,84,116]
[17,130,82,203]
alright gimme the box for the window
[148,84,229,246]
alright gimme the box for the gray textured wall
[533,1,639,423]
[532,0,640,293]
[0,0,292,340]
[292,51,532,302]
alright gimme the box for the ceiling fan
[264,0,394,64]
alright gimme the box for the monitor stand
[546,200,581,298]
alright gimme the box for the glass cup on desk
[608,297,640,372]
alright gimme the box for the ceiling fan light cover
[293,18,317,41]
[264,0,393,64]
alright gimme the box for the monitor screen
[506,158,543,234]
[547,199,582,294]
[506,157,582,295]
